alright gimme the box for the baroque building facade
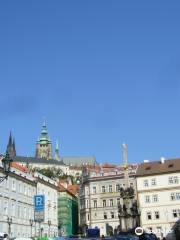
[0,155,59,238]
[34,172,59,237]
[136,158,180,240]
[79,162,138,236]
[0,159,36,238]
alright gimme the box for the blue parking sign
[34,195,45,211]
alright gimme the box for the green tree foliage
[29,166,75,181]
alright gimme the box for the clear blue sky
[0,1,180,165]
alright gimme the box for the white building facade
[34,172,58,237]
[136,158,180,240]
[0,165,36,238]
[80,164,137,236]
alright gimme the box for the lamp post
[48,220,51,237]
[40,227,43,237]
[7,217,12,237]
[0,152,13,183]
[29,219,34,237]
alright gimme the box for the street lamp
[48,220,51,237]
[29,219,34,237]
[7,217,12,237]
[0,152,13,183]
[40,227,43,237]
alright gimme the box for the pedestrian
[101,234,105,240]
[3,234,8,240]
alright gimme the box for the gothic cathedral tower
[6,132,16,157]
[35,121,52,159]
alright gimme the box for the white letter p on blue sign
[34,195,45,211]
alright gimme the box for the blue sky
[0,1,180,165]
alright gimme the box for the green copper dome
[37,121,51,144]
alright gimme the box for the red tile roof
[67,184,80,195]
[136,158,180,177]
[12,162,28,173]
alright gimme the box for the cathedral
[6,122,98,175]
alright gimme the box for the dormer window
[168,164,173,168]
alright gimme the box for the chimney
[161,157,165,164]
[144,160,149,163]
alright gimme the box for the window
[104,212,107,219]
[169,176,179,184]
[156,227,162,235]
[109,199,113,206]
[172,209,180,218]
[102,186,105,193]
[145,195,150,203]
[12,180,16,191]
[27,208,30,219]
[174,176,179,184]
[151,178,156,186]
[116,184,120,192]
[117,198,120,206]
[144,180,149,187]
[111,212,114,219]
[152,194,158,202]
[4,201,8,215]
[86,200,89,208]
[93,200,97,208]
[147,212,152,220]
[170,193,175,201]
[24,207,26,219]
[87,214,90,221]
[109,185,112,192]
[173,209,178,218]
[18,206,20,218]
[170,192,180,201]
[154,211,160,219]
[169,177,174,184]
[168,164,173,168]
[103,200,106,207]
[176,192,180,200]
[93,186,96,194]
[11,203,15,217]
[28,187,31,196]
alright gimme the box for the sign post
[34,195,45,236]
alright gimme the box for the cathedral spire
[6,132,16,157]
[8,132,12,146]
[13,138,16,156]
[55,140,60,160]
